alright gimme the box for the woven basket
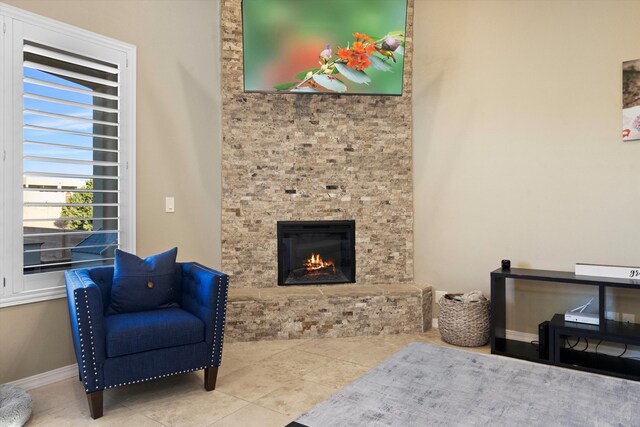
[438,295,490,347]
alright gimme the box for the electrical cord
[566,337,581,349]
[593,340,635,359]
[565,336,638,361]
[564,336,590,352]
[618,344,628,358]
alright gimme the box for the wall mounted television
[242,0,408,95]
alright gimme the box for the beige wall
[414,0,640,332]
[0,0,221,383]
[0,299,74,383]
[5,0,640,383]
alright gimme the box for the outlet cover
[622,313,635,323]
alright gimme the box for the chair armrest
[179,263,229,366]
[65,269,107,393]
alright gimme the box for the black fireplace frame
[277,220,356,286]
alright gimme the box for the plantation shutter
[22,40,121,273]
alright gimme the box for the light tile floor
[25,329,490,426]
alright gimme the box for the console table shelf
[551,313,640,343]
[490,267,640,381]
[557,348,640,380]
[491,267,640,288]
[492,337,551,364]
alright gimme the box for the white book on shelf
[575,263,640,280]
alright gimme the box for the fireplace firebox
[277,220,355,286]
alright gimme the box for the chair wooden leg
[87,390,103,419]
[204,366,218,391]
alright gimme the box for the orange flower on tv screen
[268,29,404,92]
[338,47,351,61]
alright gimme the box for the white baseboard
[505,329,640,359]
[9,364,78,391]
[432,324,640,358]
[431,324,537,343]
[505,329,537,343]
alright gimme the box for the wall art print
[623,59,640,141]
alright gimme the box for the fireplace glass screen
[277,220,355,286]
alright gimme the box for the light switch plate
[165,197,175,213]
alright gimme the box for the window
[0,4,136,307]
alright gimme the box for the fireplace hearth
[277,220,355,286]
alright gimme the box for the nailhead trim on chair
[219,276,229,359]
[210,274,229,366]
[72,270,98,392]
[73,290,87,389]
[212,276,219,365]
[85,291,98,391]
[104,366,206,389]
[193,264,229,367]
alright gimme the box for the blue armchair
[65,262,229,419]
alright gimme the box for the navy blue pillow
[107,247,179,314]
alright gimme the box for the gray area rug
[295,342,640,426]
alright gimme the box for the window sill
[0,286,66,308]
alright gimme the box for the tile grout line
[203,391,255,427]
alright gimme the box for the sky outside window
[23,67,96,177]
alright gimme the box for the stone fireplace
[221,0,415,289]
[277,220,356,286]
[220,0,430,341]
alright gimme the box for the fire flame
[304,253,335,273]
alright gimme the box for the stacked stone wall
[221,0,415,288]
[226,284,432,341]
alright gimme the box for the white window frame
[0,3,136,307]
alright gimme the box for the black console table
[491,267,640,381]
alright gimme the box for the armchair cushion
[108,247,178,314]
[105,308,204,357]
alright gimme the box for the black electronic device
[501,259,511,270]
[538,320,550,356]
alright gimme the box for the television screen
[242,0,408,95]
